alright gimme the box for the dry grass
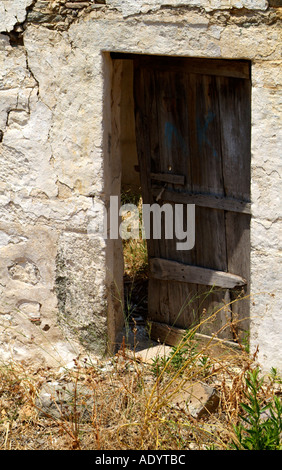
[121,191,148,281]
[0,327,280,450]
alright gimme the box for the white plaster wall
[0,0,281,371]
[0,0,34,32]
[0,18,109,365]
[250,61,282,371]
[107,0,268,17]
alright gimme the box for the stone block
[0,0,34,32]
[134,345,219,418]
[19,301,41,323]
[36,381,94,420]
[55,232,107,354]
[172,381,220,419]
[8,259,41,285]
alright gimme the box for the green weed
[232,367,282,450]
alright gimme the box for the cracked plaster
[0,0,281,371]
[0,0,34,32]
[107,0,269,17]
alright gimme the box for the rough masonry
[0,0,281,371]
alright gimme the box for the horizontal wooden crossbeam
[151,188,251,214]
[150,258,247,288]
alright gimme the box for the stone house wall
[0,0,281,371]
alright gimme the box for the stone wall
[0,0,281,371]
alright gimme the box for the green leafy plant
[232,367,282,450]
[150,354,169,380]
[150,331,199,379]
[169,333,198,371]
[269,367,282,385]
[240,330,250,354]
[198,355,212,378]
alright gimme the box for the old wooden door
[133,56,251,341]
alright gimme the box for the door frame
[109,52,251,347]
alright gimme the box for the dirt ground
[1,322,280,451]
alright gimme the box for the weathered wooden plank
[149,321,187,347]
[151,188,251,214]
[148,321,241,350]
[134,64,164,326]
[153,67,196,328]
[217,75,251,337]
[150,172,185,185]
[113,54,250,79]
[218,76,251,201]
[225,212,250,335]
[184,67,230,337]
[150,258,247,288]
